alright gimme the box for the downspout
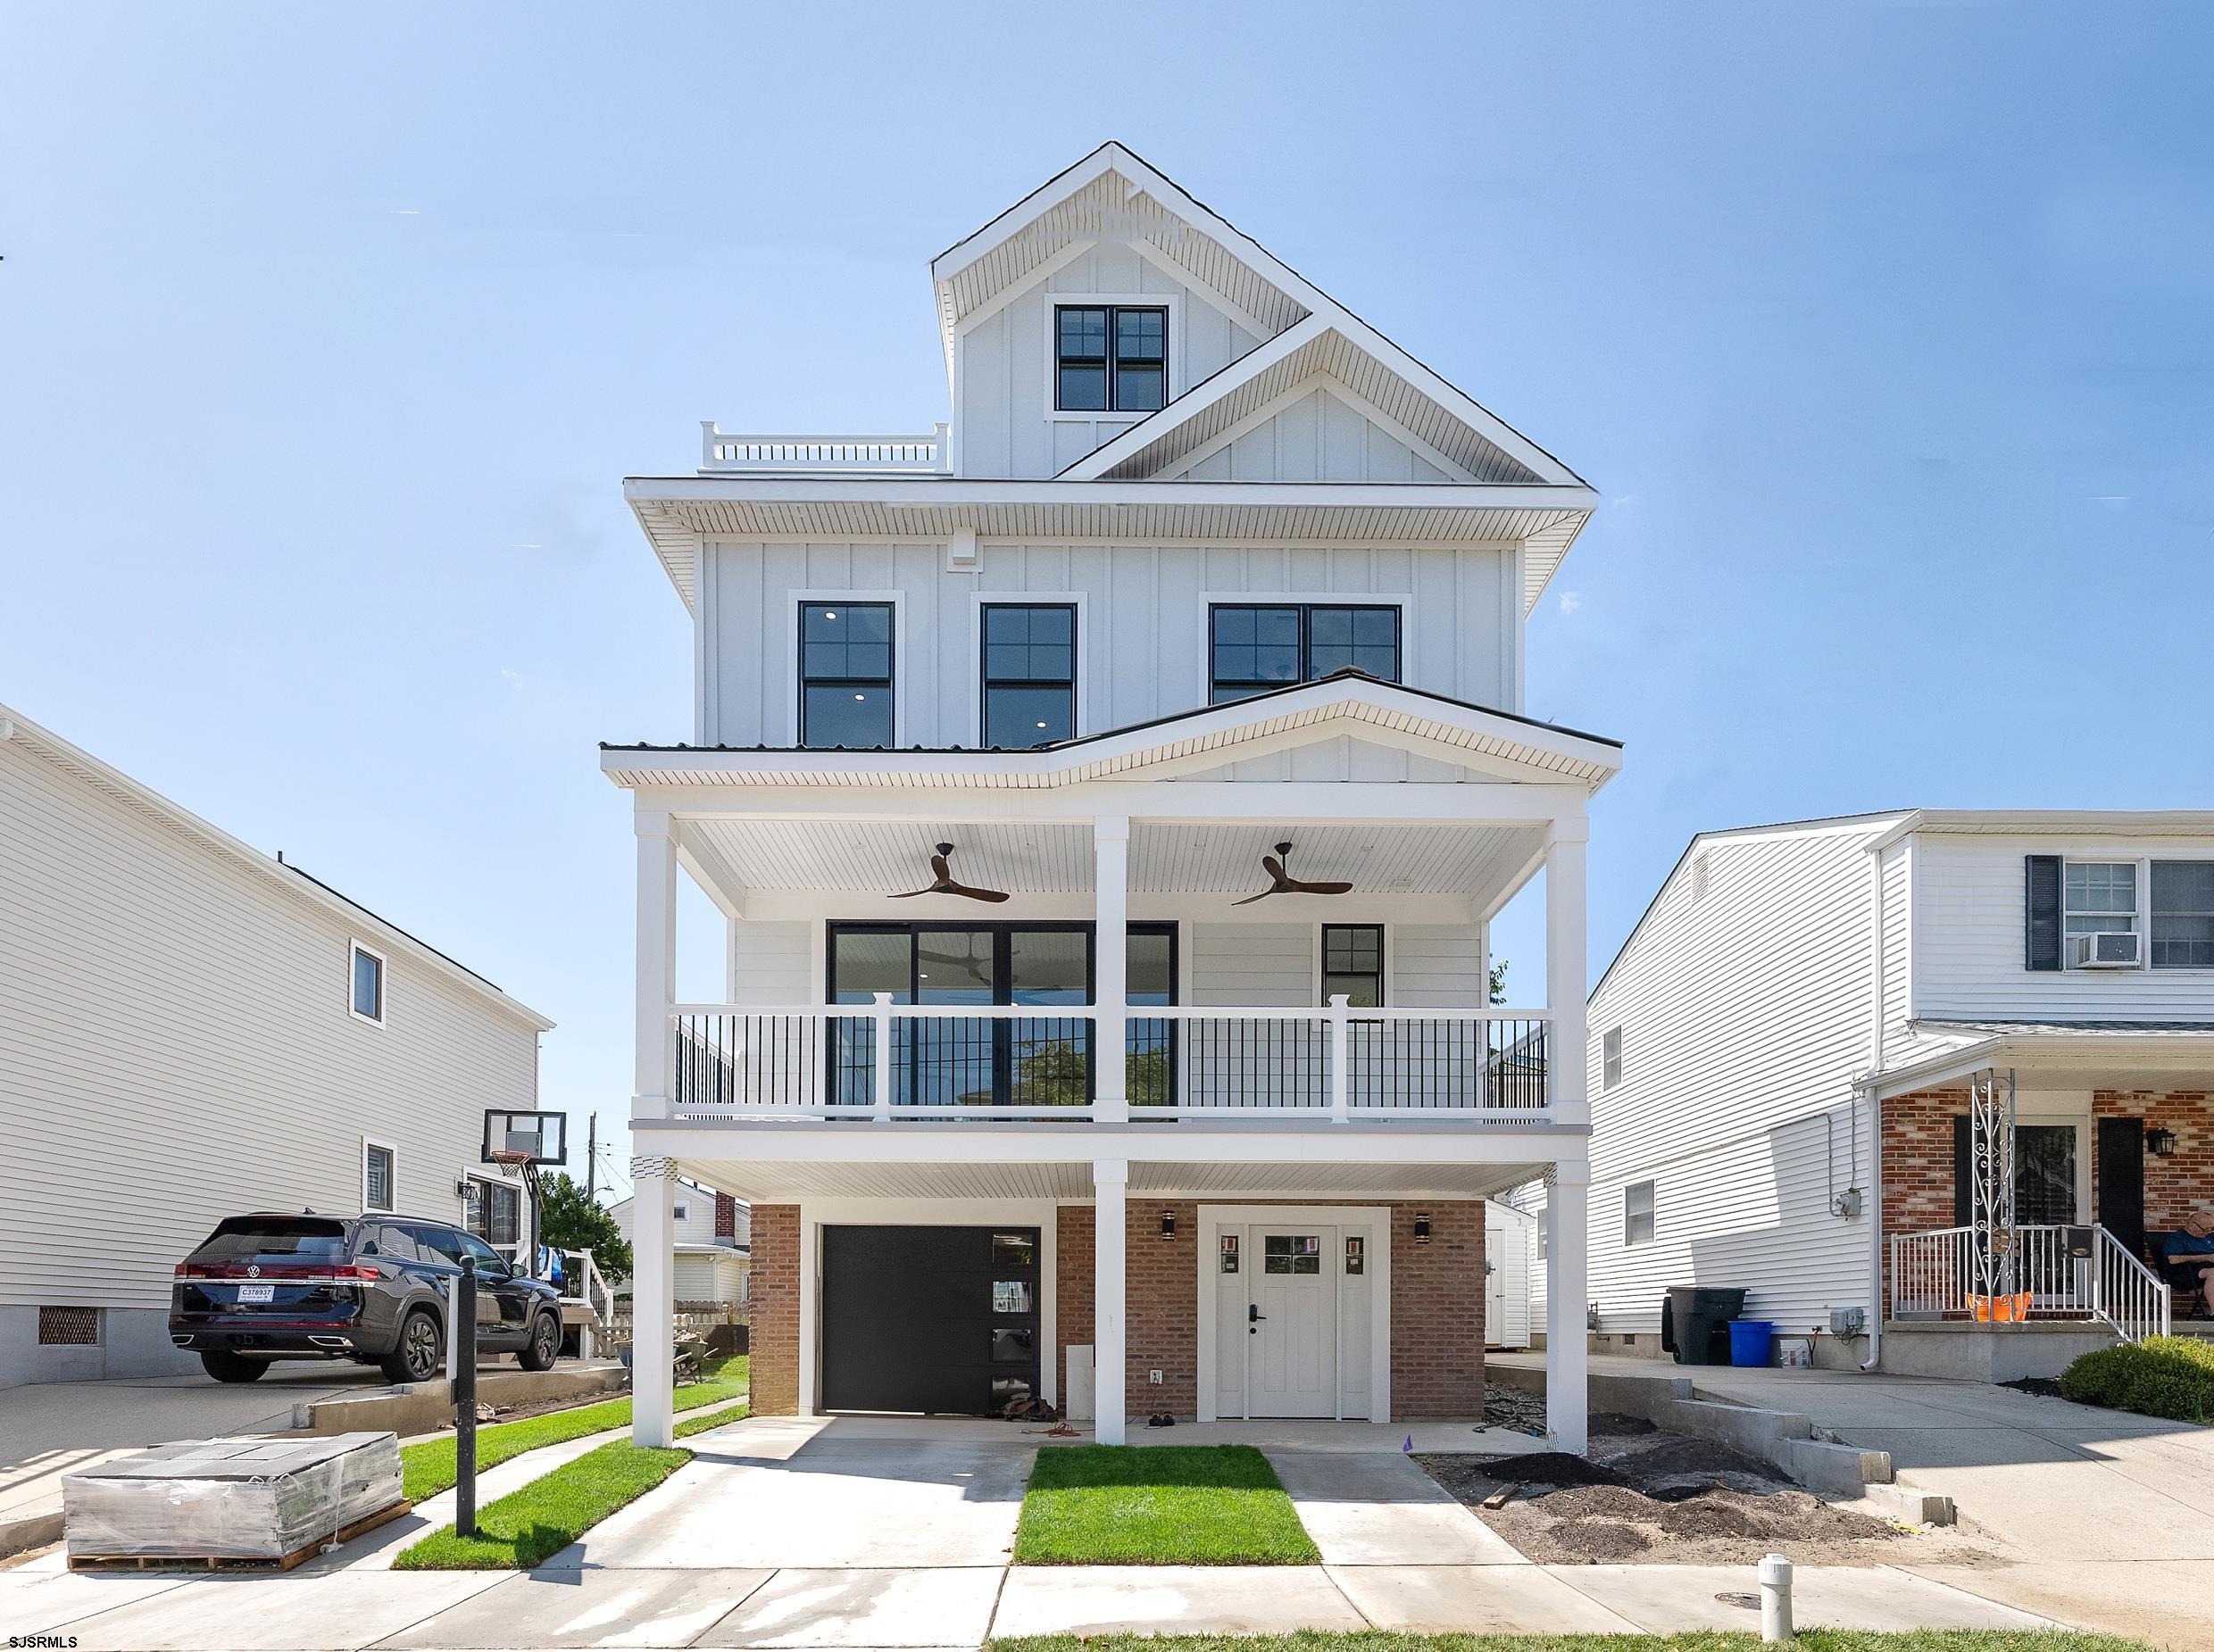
[1860,842,1886,1372]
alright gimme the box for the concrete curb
[1487,1363,1924,1514]
[0,1509,65,1561]
[295,1363,628,1437]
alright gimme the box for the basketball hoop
[487,1149,535,1168]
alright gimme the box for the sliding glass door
[828,923,1173,1109]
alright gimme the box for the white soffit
[930,145,1315,372]
[678,818,1541,898]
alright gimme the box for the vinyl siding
[1582,822,1885,1332]
[729,921,812,1004]
[0,737,539,1313]
[672,1249,748,1305]
[701,541,1518,750]
[1911,833,2214,1021]
[612,1191,749,1250]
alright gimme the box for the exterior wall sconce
[1160,1209,1178,1240]
[1412,1212,1432,1245]
[2148,1127,2178,1157]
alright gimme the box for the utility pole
[587,1112,597,1200]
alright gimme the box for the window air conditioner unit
[2069,931,2141,969]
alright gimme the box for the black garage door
[820,1226,1040,1415]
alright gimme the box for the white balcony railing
[1888,1223,2171,1342]
[699,421,951,475]
[669,1000,1553,1124]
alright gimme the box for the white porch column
[635,810,678,1123]
[1544,820,1589,1131]
[1093,817,1129,1124]
[1545,1158,1590,1456]
[629,1157,677,1447]
[1094,1158,1128,1445]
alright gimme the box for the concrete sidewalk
[0,1411,2091,1648]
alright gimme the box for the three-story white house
[1562,809,2213,1382]
[608,145,1616,1447]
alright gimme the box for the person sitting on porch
[2160,1206,2214,1316]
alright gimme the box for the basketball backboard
[481,1108,568,1166]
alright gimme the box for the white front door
[1246,1226,1337,1417]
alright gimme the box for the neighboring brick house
[608,145,1618,1449]
[1556,809,2214,1382]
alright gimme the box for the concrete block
[1652,1394,1812,1450]
[1779,1435,1891,1496]
[295,1363,627,1437]
[1860,1481,1956,1526]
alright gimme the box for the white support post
[1546,1158,1591,1456]
[1328,994,1351,1123]
[630,1158,677,1447]
[870,992,895,1121]
[634,811,678,1123]
[1544,821,1589,1129]
[1094,1158,1128,1444]
[1093,818,1130,1124]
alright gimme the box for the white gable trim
[1161,370,1482,485]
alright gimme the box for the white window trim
[1624,1179,1656,1248]
[465,1172,527,1258]
[1602,1026,1623,1090]
[1313,920,1391,1009]
[361,1137,398,1214]
[671,1199,693,1225]
[789,590,906,751]
[969,591,1091,745]
[2061,857,2144,971]
[348,940,387,1026]
[1045,292,1185,423]
[1196,591,1416,710]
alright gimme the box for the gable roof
[0,701,553,1032]
[600,668,1622,793]
[936,144,1588,500]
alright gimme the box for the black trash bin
[1666,1284,1748,1366]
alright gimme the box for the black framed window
[981,603,1076,747]
[828,922,1177,1108]
[1210,603,1400,703]
[1321,924,1385,1009]
[799,602,894,749]
[1056,304,1167,412]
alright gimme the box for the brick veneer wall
[748,1204,801,1415]
[1881,1085,2214,1293]
[1055,1198,1485,1421]
[750,1198,1490,1420]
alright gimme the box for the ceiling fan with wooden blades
[890,842,1011,904]
[1231,841,1353,905]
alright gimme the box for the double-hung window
[2064,861,2137,949]
[800,602,895,749]
[1625,1181,1656,1247]
[1209,603,1400,702]
[1055,305,1166,412]
[981,603,1076,747]
[2152,861,2214,969]
[362,1141,395,1213]
[1321,924,1385,1009]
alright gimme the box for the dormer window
[1056,305,1166,412]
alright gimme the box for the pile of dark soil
[1417,1421,1974,1567]
[1999,1376,2065,1399]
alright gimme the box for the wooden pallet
[67,1498,412,1573]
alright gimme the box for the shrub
[2058,1334,2214,1423]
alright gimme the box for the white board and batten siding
[956,244,1262,481]
[1580,817,1903,1336]
[0,710,549,1383]
[697,541,1520,752]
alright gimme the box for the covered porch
[604,676,1617,1449]
[1874,1028,2214,1376]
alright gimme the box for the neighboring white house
[609,143,1616,1450]
[1550,809,2214,1380]
[610,1184,750,1309]
[0,703,554,1384]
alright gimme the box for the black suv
[171,1212,562,1384]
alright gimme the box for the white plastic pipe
[1759,1551,1794,1642]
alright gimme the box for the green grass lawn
[400,1353,748,1501]
[1013,1444,1320,1565]
[992,1635,2147,1652]
[394,1440,691,1569]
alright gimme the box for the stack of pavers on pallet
[63,1432,407,1570]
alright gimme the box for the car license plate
[236,1283,275,1304]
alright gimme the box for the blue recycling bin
[1727,1318,1776,1367]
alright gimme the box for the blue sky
[4,4,2210,1193]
